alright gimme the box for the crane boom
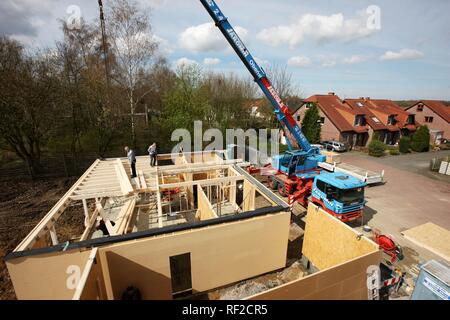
[199,0,316,154]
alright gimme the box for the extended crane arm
[199,0,316,154]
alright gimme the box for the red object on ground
[372,230,402,263]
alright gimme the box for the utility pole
[98,0,111,92]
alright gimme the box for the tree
[368,140,386,157]
[107,0,158,146]
[260,63,303,130]
[301,103,321,144]
[54,20,128,158]
[0,37,59,177]
[411,125,430,152]
[399,136,411,154]
[161,63,212,150]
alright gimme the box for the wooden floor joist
[14,159,101,251]
[13,151,280,254]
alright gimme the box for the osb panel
[302,204,378,270]
[6,249,92,300]
[98,211,291,299]
[401,222,450,261]
[246,250,381,300]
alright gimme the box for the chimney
[328,92,335,96]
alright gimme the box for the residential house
[405,100,450,144]
[295,93,370,148]
[247,99,266,119]
[343,98,419,145]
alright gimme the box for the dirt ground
[0,176,80,300]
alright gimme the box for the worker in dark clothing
[148,142,157,167]
[125,146,137,178]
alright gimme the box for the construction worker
[148,142,157,167]
[125,146,137,178]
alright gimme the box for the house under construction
[5,151,381,300]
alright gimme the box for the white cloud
[257,12,376,48]
[203,58,221,65]
[255,57,270,67]
[176,57,198,68]
[114,31,155,58]
[321,60,336,68]
[179,23,248,53]
[343,55,368,64]
[380,49,424,61]
[287,56,312,67]
[151,34,174,55]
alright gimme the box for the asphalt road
[341,150,450,266]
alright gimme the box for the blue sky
[1,0,450,100]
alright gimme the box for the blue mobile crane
[199,0,366,221]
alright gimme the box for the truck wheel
[278,184,287,197]
[268,178,277,190]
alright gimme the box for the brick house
[405,100,450,144]
[343,98,419,145]
[294,93,370,148]
[293,93,418,148]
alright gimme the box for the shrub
[389,149,400,156]
[411,125,430,152]
[368,140,387,157]
[399,137,411,154]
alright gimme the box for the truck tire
[268,177,277,190]
[278,183,287,197]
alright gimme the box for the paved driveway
[341,150,450,265]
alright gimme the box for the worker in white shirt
[124,146,137,178]
[148,142,157,167]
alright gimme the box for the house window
[425,116,434,123]
[297,115,301,122]
[316,180,326,193]
[407,114,415,125]
[354,115,366,126]
[387,115,397,125]
[319,117,325,124]
[417,104,423,112]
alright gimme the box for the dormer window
[387,115,397,125]
[354,115,366,126]
[417,104,423,112]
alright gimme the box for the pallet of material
[401,222,450,262]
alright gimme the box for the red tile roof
[344,99,387,131]
[368,99,419,130]
[304,94,358,132]
[408,100,450,123]
[345,98,419,131]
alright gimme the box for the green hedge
[368,140,387,157]
[389,149,400,156]
[399,137,411,153]
[411,126,430,152]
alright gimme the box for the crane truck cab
[268,151,366,222]
[311,172,366,222]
